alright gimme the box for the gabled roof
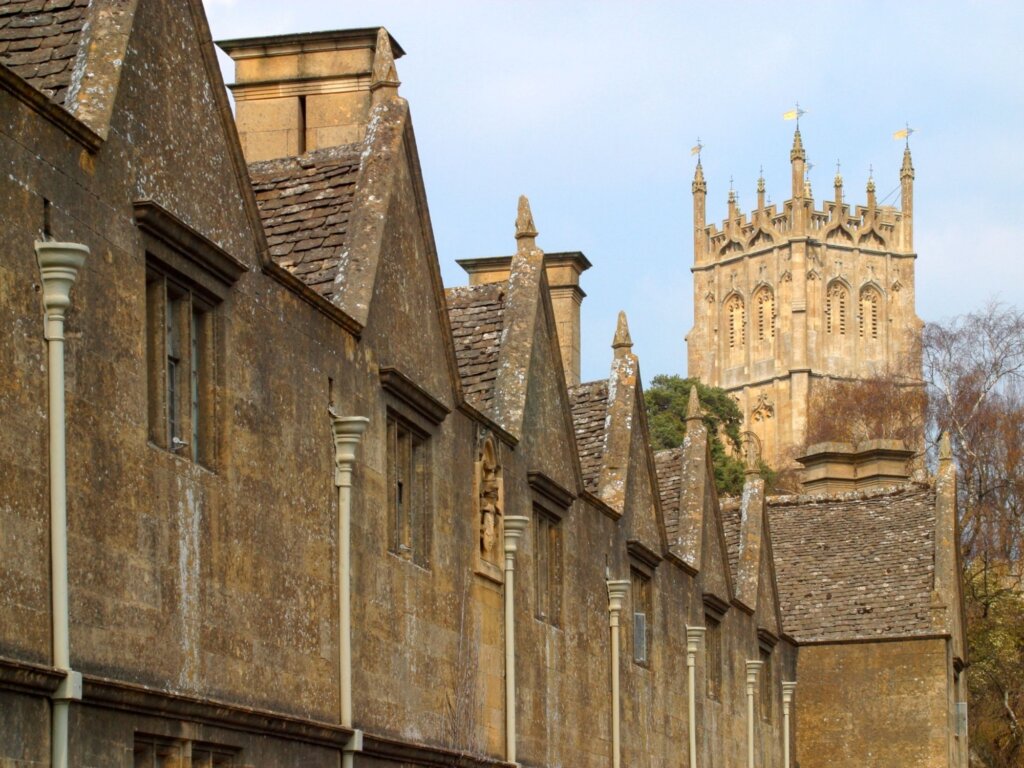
[569,380,609,494]
[249,145,363,303]
[446,282,506,415]
[653,447,682,539]
[768,483,936,643]
[720,503,742,580]
[0,0,90,105]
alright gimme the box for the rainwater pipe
[501,515,529,764]
[331,414,369,768]
[781,681,797,768]
[745,659,764,768]
[685,625,706,768]
[36,240,88,768]
[606,578,630,768]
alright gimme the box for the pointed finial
[790,127,805,161]
[692,157,706,194]
[515,195,538,242]
[370,28,401,98]
[757,167,765,193]
[939,431,952,463]
[834,159,843,185]
[612,310,633,352]
[685,384,702,422]
[867,164,876,194]
[901,143,915,181]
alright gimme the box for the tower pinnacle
[790,128,806,199]
[515,195,538,248]
[612,310,633,354]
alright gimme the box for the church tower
[685,131,922,466]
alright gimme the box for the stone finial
[685,384,703,422]
[515,194,538,244]
[939,431,952,463]
[370,28,401,98]
[611,310,633,353]
[790,128,805,162]
[834,160,844,201]
[901,145,915,181]
[692,160,707,194]
[866,168,877,209]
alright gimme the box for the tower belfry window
[755,289,775,342]
[825,283,849,336]
[726,295,746,349]
[860,287,880,339]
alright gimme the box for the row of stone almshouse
[0,1,966,766]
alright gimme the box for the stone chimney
[796,439,914,494]
[457,252,591,387]
[218,28,405,162]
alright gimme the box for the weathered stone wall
[795,638,952,768]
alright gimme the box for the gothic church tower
[685,131,922,466]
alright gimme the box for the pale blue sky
[206,1,1024,384]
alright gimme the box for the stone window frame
[135,201,245,468]
[528,471,573,629]
[379,367,449,570]
[703,594,729,701]
[627,539,661,669]
[133,733,239,768]
[758,630,778,723]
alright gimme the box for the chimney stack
[457,252,591,387]
[796,440,913,494]
[218,28,405,163]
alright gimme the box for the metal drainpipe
[501,516,529,764]
[605,579,630,768]
[782,681,797,768]
[36,241,88,768]
[685,626,706,768]
[330,414,369,768]
[745,660,763,768]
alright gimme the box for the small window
[705,615,722,699]
[387,412,431,567]
[146,262,215,464]
[134,735,237,768]
[534,507,562,625]
[825,282,849,335]
[631,568,652,666]
[760,647,773,721]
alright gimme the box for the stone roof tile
[767,483,936,643]
[0,0,91,105]
[445,282,506,414]
[653,447,682,538]
[569,380,609,494]
[249,145,362,302]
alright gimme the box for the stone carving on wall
[474,433,504,583]
[751,392,775,422]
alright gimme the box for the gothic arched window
[754,288,775,342]
[859,286,881,340]
[726,295,745,349]
[825,282,849,335]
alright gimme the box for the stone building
[686,131,923,465]
[0,1,964,767]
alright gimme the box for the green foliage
[645,374,769,496]
[964,560,1024,766]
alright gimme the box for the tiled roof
[653,447,682,537]
[249,145,362,302]
[445,283,506,414]
[569,380,609,494]
[768,484,936,643]
[720,503,741,581]
[0,0,91,105]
